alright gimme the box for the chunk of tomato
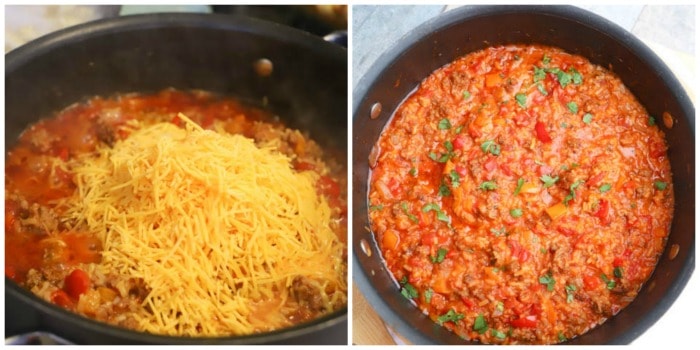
[64,269,90,299]
[534,121,552,143]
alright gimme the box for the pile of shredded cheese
[61,114,346,336]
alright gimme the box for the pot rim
[352,4,694,345]
[6,12,346,73]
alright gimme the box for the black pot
[5,13,347,345]
[352,5,694,345]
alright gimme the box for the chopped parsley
[422,203,450,224]
[449,170,461,188]
[599,183,612,193]
[564,179,584,206]
[496,301,505,313]
[600,273,616,290]
[424,288,433,303]
[540,174,559,188]
[536,82,548,95]
[570,67,583,85]
[463,91,471,100]
[513,178,525,195]
[549,67,572,87]
[558,332,568,342]
[480,139,501,155]
[539,273,556,291]
[400,202,419,223]
[473,314,489,334]
[428,141,455,163]
[614,266,624,279]
[565,284,577,303]
[492,329,507,340]
[439,181,452,197]
[567,101,578,114]
[490,227,506,236]
[515,93,527,108]
[431,247,448,264]
[369,204,384,211]
[422,203,440,212]
[399,277,418,300]
[409,167,417,177]
[583,113,593,124]
[510,208,523,218]
[648,115,656,126]
[654,181,668,190]
[455,125,464,134]
[542,54,551,65]
[479,180,498,191]
[437,309,465,326]
[534,66,547,82]
[438,118,452,130]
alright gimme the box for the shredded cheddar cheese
[59,114,346,336]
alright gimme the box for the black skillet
[5,13,347,345]
[353,5,694,345]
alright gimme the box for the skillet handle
[5,331,74,345]
[323,30,347,47]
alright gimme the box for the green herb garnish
[431,248,448,264]
[539,273,556,291]
[600,273,616,290]
[654,181,668,190]
[613,266,623,279]
[437,309,465,326]
[438,118,451,130]
[479,181,498,191]
[481,139,501,156]
[473,314,488,334]
[449,170,461,188]
[565,284,577,303]
[540,174,559,188]
[369,204,384,211]
[513,178,525,195]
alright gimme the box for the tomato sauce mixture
[368,45,673,344]
[5,89,347,332]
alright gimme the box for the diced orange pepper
[485,73,502,87]
[382,229,399,250]
[546,202,567,220]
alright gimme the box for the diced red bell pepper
[51,289,73,308]
[64,269,90,299]
[57,147,70,161]
[511,315,538,328]
[387,177,401,196]
[318,176,341,198]
[294,161,315,171]
[508,240,530,263]
[593,199,610,225]
[453,134,469,151]
[484,158,498,172]
[535,121,552,143]
[5,265,17,280]
[586,172,605,186]
[583,273,601,291]
[455,165,468,177]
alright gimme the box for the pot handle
[5,331,74,345]
[323,30,347,48]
